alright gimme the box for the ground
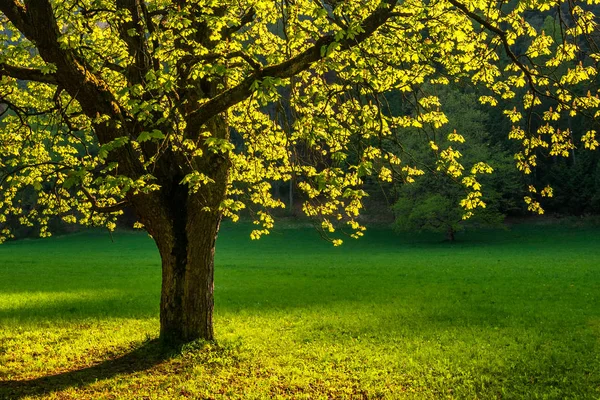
[0,222,599,399]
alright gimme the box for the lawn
[0,223,599,399]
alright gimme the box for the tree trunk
[127,115,229,344]
[140,185,225,344]
[447,227,455,242]
[157,202,221,343]
[132,158,228,344]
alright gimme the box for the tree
[392,87,519,241]
[1,0,599,344]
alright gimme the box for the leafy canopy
[1,0,599,243]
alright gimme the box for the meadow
[0,223,599,399]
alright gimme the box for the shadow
[0,339,174,399]
[0,294,158,322]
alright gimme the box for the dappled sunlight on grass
[1,290,123,311]
[0,320,159,381]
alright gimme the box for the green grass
[0,223,599,399]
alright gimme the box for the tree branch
[116,0,152,85]
[185,0,397,137]
[0,0,151,184]
[223,7,256,38]
[21,0,63,48]
[446,0,537,93]
[0,63,58,84]
[139,0,160,71]
[80,186,129,213]
[0,0,30,36]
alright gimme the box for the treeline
[383,83,600,240]
[376,5,600,239]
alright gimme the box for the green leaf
[137,130,166,143]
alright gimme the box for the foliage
[1,1,600,244]
[536,151,600,214]
[393,178,506,241]
[1,225,600,398]
[391,87,518,240]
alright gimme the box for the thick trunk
[157,202,221,343]
[128,121,229,345]
[132,156,228,344]
[139,184,224,345]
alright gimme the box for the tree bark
[156,198,221,344]
[135,181,226,344]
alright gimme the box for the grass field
[0,223,599,399]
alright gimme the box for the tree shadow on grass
[0,339,174,399]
